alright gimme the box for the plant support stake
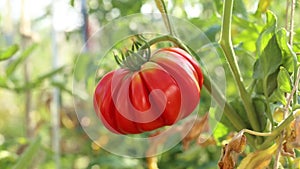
[51,0,61,168]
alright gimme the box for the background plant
[0,0,299,168]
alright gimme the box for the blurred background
[0,0,299,168]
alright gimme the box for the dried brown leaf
[218,131,247,169]
[218,144,235,169]
[228,131,247,153]
[282,115,300,157]
[292,115,300,148]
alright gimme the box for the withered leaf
[282,115,300,157]
[218,131,247,169]
[237,143,278,169]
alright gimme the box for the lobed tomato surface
[93,48,203,134]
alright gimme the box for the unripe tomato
[273,107,285,123]
[93,47,203,134]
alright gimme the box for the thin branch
[285,67,300,112]
[289,0,296,45]
[155,0,174,35]
[273,134,284,169]
[242,129,273,137]
[285,0,290,30]
[261,67,300,149]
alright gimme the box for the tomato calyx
[114,38,151,71]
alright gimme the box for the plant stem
[242,129,272,137]
[219,0,260,131]
[20,0,34,139]
[262,71,300,148]
[260,111,295,149]
[273,133,284,169]
[155,0,174,35]
[289,0,296,45]
[263,78,274,128]
[288,0,298,105]
[285,0,290,30]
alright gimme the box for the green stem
[259,111,295,149]
[155,0,174,35]
[219,0,260,131]
[263,78,274,128]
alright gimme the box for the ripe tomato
[93,47,203,134]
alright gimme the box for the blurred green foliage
[0,0,299,168]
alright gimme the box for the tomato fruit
[93,47,203,134]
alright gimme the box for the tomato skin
[93,47,203,134]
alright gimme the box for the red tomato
[93,47,203,134]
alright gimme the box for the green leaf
[269,88,287,105]
[0,44,19,61]
[6,44,37,76]
[256,11,277,56]
[254,35,282,80]
[34,66,65,84]
[12,136,41,169]
[255,71,278,96]
[14,66,65,91]
[277,67,292,93]
[276,28,296,72]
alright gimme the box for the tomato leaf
[253,18,283,81]
[218,131,247,169]
[269,88,287,105]
[256,11,277,57]
[277,67,292,93]
[6,44,37,76]
[255,35,282,80]
[14,66,65,91]
[0,44,19,61]
[276,28,297,72]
